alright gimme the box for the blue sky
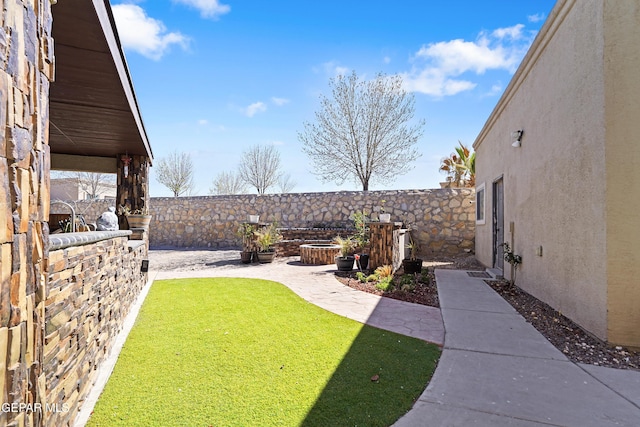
[111,0,557,197]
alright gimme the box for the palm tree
[455,142,475,187]
[439,142,475,187]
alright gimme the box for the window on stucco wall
[476,183,485,225]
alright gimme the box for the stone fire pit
[300,243,341,265]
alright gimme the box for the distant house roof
[49,0,153,172]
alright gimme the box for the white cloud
[172,0,230,19]
[197,119,208,125]
[244,102,267,117]
[492,24,525,40]
[528,13,545,23]
[383,56,391,64]
[481,83,504,98]
[271,97,290,106]
[402,24,535,97]
[112,4,188,60]
[317,61,349,77]
[401,68,476,97]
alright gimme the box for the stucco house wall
[602,0,640,347]
[474,0,640,347]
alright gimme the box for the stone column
[368,223,397,270]
[116,154,150,228]
[1,1,55,426]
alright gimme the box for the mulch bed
[334,255,485,309]
[335,268,440,308]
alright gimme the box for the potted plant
[402,234,423,274]
[236,222,257,263]
[334,235,356,271]
[378,199,391,223]
[254,222,282,263]
[118,205,152,231]
[351,210,370,269]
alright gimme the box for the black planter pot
[335,256,355,271]
[402,258,423,274]
[240,251,253,264]
[357,254,369,270]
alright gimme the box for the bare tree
[277,173,297,193]
[155,151,195,197]
[50,171,116,199]
[299,71,424,190]
[77,172,116,198]
[238,145,282,194]
[209,171,247,195]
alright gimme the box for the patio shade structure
[49,0,152,211]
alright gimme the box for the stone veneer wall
[0,1,55,426]
[66,188,475,257]
[44,236,148,427]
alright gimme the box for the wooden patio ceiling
[49,0,153,172]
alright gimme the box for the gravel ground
[148,248,639,371]
[148,247,243,271]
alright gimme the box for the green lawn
[87,278,440,427]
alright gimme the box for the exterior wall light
[511,129,523,148]
[121,155,132,178]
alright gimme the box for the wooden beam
[51,153,117,173]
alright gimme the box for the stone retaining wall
[60,188,475,257]
[277,228,353,256]
[44,237,148,427]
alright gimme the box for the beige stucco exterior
[602,1,640,347]
[474,0,640,347]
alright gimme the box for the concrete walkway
[153,256,640,426]
[394,269,640,427]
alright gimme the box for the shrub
[420,268,430,285]
[334,235,355,257]
[254,222,283,252]
[375,277,394,291]
[356,272,369,283]
[374,265,393,279]
[351,210,370,249]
